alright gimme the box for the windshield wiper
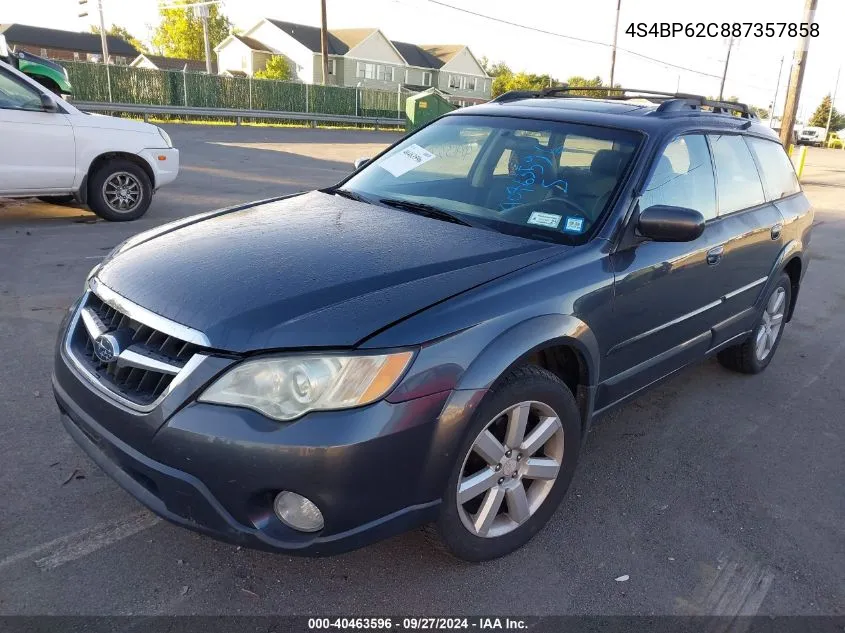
[331,188,375,204]
[378,198,473,227]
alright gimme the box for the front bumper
[139,148,179,190]
[52,339,472,555]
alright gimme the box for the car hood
[68,110,162,136]
[97,191,559,351]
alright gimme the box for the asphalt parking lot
[0,126,843,616]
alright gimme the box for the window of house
[327,58,336,75]
[115,56,126,65]
[708,134,766,214]
[378,65,393,81]
[422,71,432,86]
[468,77,477,91]
[73,52,80,61]
[86,53,100,62]
[40,48,48,57]
[640,135,717,220]
[449,75,461,89]
[746,137,800,200]
[357,62,376,79]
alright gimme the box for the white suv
[0,60,179,221]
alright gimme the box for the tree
[91,24,146,54]
[808,94,845,131]
[151,1,231,61]
[254,55,294,81]
[565,76,615,98]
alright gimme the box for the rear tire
[87,160,152,222]
[430,365,581,562]
[718,274,791,374]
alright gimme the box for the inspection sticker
[379,144,436,177]
[563,216,585,233]
[526,211,562,228]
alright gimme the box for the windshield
[341,115,641,244]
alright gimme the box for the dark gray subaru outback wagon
[53,88,812,561]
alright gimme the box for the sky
[4,0,843,122]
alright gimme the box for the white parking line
[0,510,160,572]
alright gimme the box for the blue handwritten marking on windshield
[498,145,566,212]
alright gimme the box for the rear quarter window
[708,134,766,214]
[746,137,801,200]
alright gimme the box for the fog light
[273,491,324,532]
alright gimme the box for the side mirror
[40,93,59,112]
[354,157,370,170]
[637,205,705,242]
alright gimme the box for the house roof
[222,69,248,77]
[330,28,377,51]
[132,54,215,73]
[264,19,349,54]
[231,33,273,52]
[391,41,443,69]
[420,45,465,64]
[0,23,138,56]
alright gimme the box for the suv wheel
[429,365,581,561]
[718,273,791,374]
[88,160,152,221]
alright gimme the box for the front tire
[87,160,152,222]
[718,273,791,374]
[430,365,582,561]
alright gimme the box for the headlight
[198,351,414,421]
[157,127,173,148]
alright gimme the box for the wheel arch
[454,314,599,430]
[87,152,156,194]
[767,239,805,323]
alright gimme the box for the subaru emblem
[93,334,119,363]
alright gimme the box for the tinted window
[746,137,800,199]
[0,70,45,111]
[708,134,766,214]
[640,135,716,220]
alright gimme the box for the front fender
[456,313,599,391]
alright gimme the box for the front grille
[67,292,201,406]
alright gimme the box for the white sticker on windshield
[379,144,436,177]
[527,211,562,228]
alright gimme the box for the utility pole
[718,37,734,100]
[609,0,621,87]
[320,0,330,85]
[824,67,841,144]
[770,56,784,128]
[196,4,213,74]
[780,0,818,147]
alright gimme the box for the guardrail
[73,102,406,129]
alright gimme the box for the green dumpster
[406,88,456,131]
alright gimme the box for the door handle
[771,223,783,240]
[707,245,724,266]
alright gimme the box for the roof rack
[491,86,758,120]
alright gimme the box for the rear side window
[708,135,766,214]
[640,134,716,220]
[746,137,800,199]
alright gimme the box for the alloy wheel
[456,401,564,538]
[102,172,142,213]
[755,286,786,361]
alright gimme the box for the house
[0,23,138,64]
[214,33,275,77]
[214,18,491,104]
[130,54,216,74]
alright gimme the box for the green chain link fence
[63,61,414,121]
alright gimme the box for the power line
[422,0,724,80]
